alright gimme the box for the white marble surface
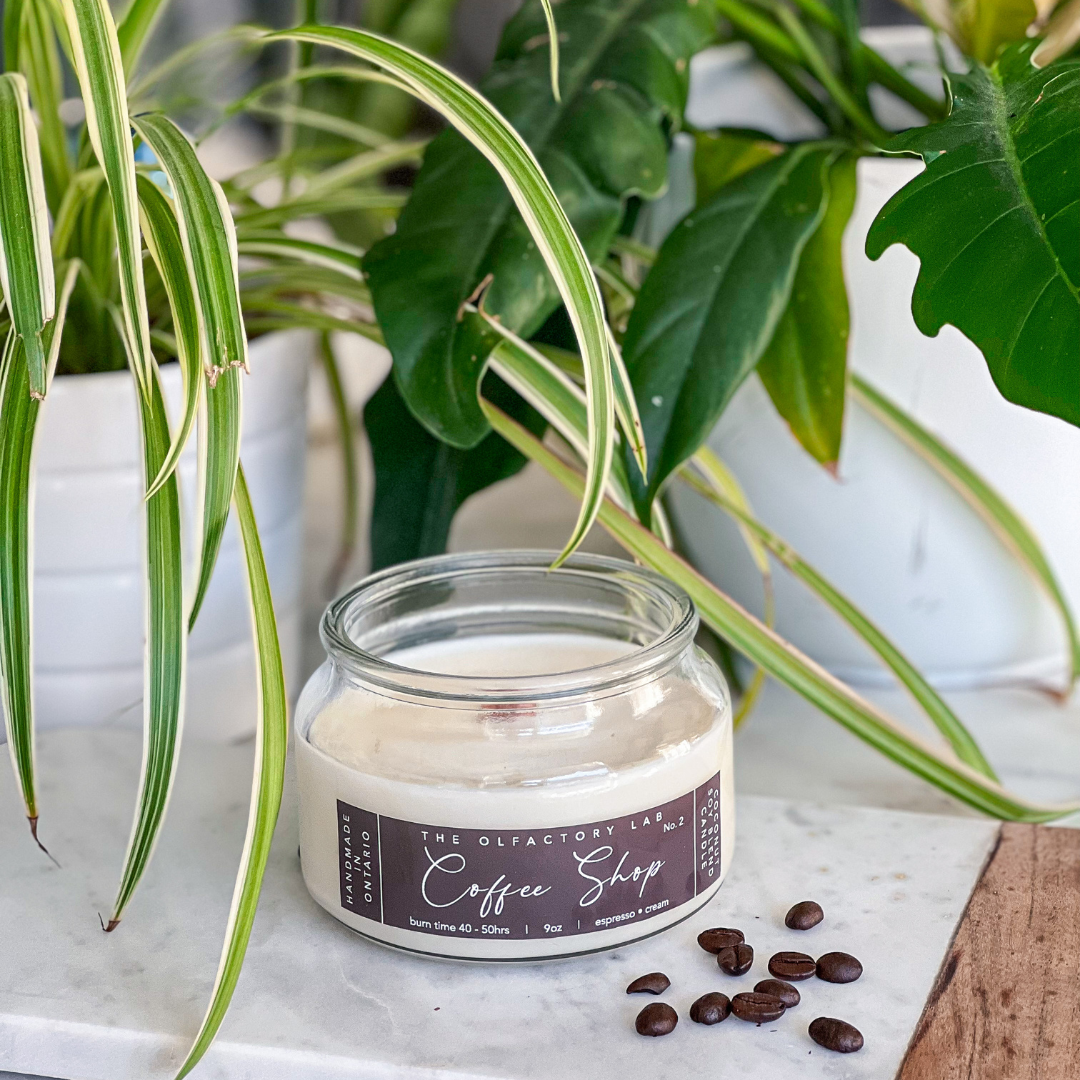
[0,728,999,1080]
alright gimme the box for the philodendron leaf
[0,73,55,398]
[364,0,715,449]
[758,153,858,468]
[693,130,785,207]
[867,44,1080,428]
[623,144,837,513]
[365,367,546,570]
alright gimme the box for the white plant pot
[668,30,1080,690]
[27,329,310,740]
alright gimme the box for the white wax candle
[296,632,734,960]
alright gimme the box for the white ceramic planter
[28,329,309,740]
[669,29,1080,689]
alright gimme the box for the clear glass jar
[295,550,734,960]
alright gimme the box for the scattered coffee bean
[689,992,731,1025]
[785,900,824,930]
[635,1002,678,1037]
[768,951,816,981]
[697,927,745,953]
[754,979,800,1008]
[731,992,787,1024]
[626,972,671,995]
[816,951,863,984]
[809,1016,864,1053]
[717,942,754,975]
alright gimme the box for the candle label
[335,772,722,941]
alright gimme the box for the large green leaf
[484,399,1080,823]
[174,463,287,1080]
[365,367,545,570]
[867,44,1080,427]
[363,0,714,449]
[271,22,617,563]
[623,144,836,512]
[0,73,55,397]
[758,153,857,468]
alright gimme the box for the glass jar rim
[320,550,698,704]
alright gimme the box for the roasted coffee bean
[731,992,787,1024]
[817,951,863,984]
[785,900,824,930]
[809,1016,864,1053]
[635,1002,678,1037]
[754,979,800,1008]
[697,927,745,953]
[689,992,731,1025]
[717,942,754,976]
[626,972,670,995]
[768,951,816,981]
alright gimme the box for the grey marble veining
[0,728,998,1080]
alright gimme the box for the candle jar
[295,550,734,960]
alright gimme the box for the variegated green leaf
[116,0,171,73]
[681,453,998,779]
[106,355,186,929]
[174,463,287,1080]
[267,24,614,566]
[319,333,360,592]
[131,114,246,626]
[0,73,55,398]
[483,399,1080,824]
[0,263,77,846]
[236,235,364,279]
[61,0,155,393]
[135,175,202,497]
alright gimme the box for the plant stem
[785,0,948,119]
[773,5,891,144]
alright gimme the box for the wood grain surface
[898,823,1080,1080]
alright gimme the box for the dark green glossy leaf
[758,152,856,467]
[364,0,714,448]
[867,44,1080,427]
[623,144,836,512]
[365,367,545,570]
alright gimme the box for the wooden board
[898,823,1080,1080]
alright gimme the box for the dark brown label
[336,772,721,941]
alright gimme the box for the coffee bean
[754,979,800,1008]
[785,900,824,930]
[635,1002,678,1037]
[717,942,754,975]
[731,992,786,1024]
[768,951,816,981]
[689,992,731,1025]
[626,972,670,995]
[809,1016,864,1053]
[817,951,863,984]
[697,927,745,954]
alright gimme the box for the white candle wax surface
[296,631,734,960]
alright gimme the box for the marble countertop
[0,728,998,1080]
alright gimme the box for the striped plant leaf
[0,262,78,845]
[135,175,202,495]
[851,374,1080,688]
[236,235,364,279]
[607,327,646,481]
[268,25,614,566]
[681,454,998,778]
[0,73,55,398]
[106,350,186,929]
[116,0,171,72]
[539,0,561,102]
[483,399,1080,823]
[689,448,774,729]
[174,463,288,1080]
[319,334,360,592]
[61,0,155,393]
[131,114,246,626]
[16,0,72,215]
